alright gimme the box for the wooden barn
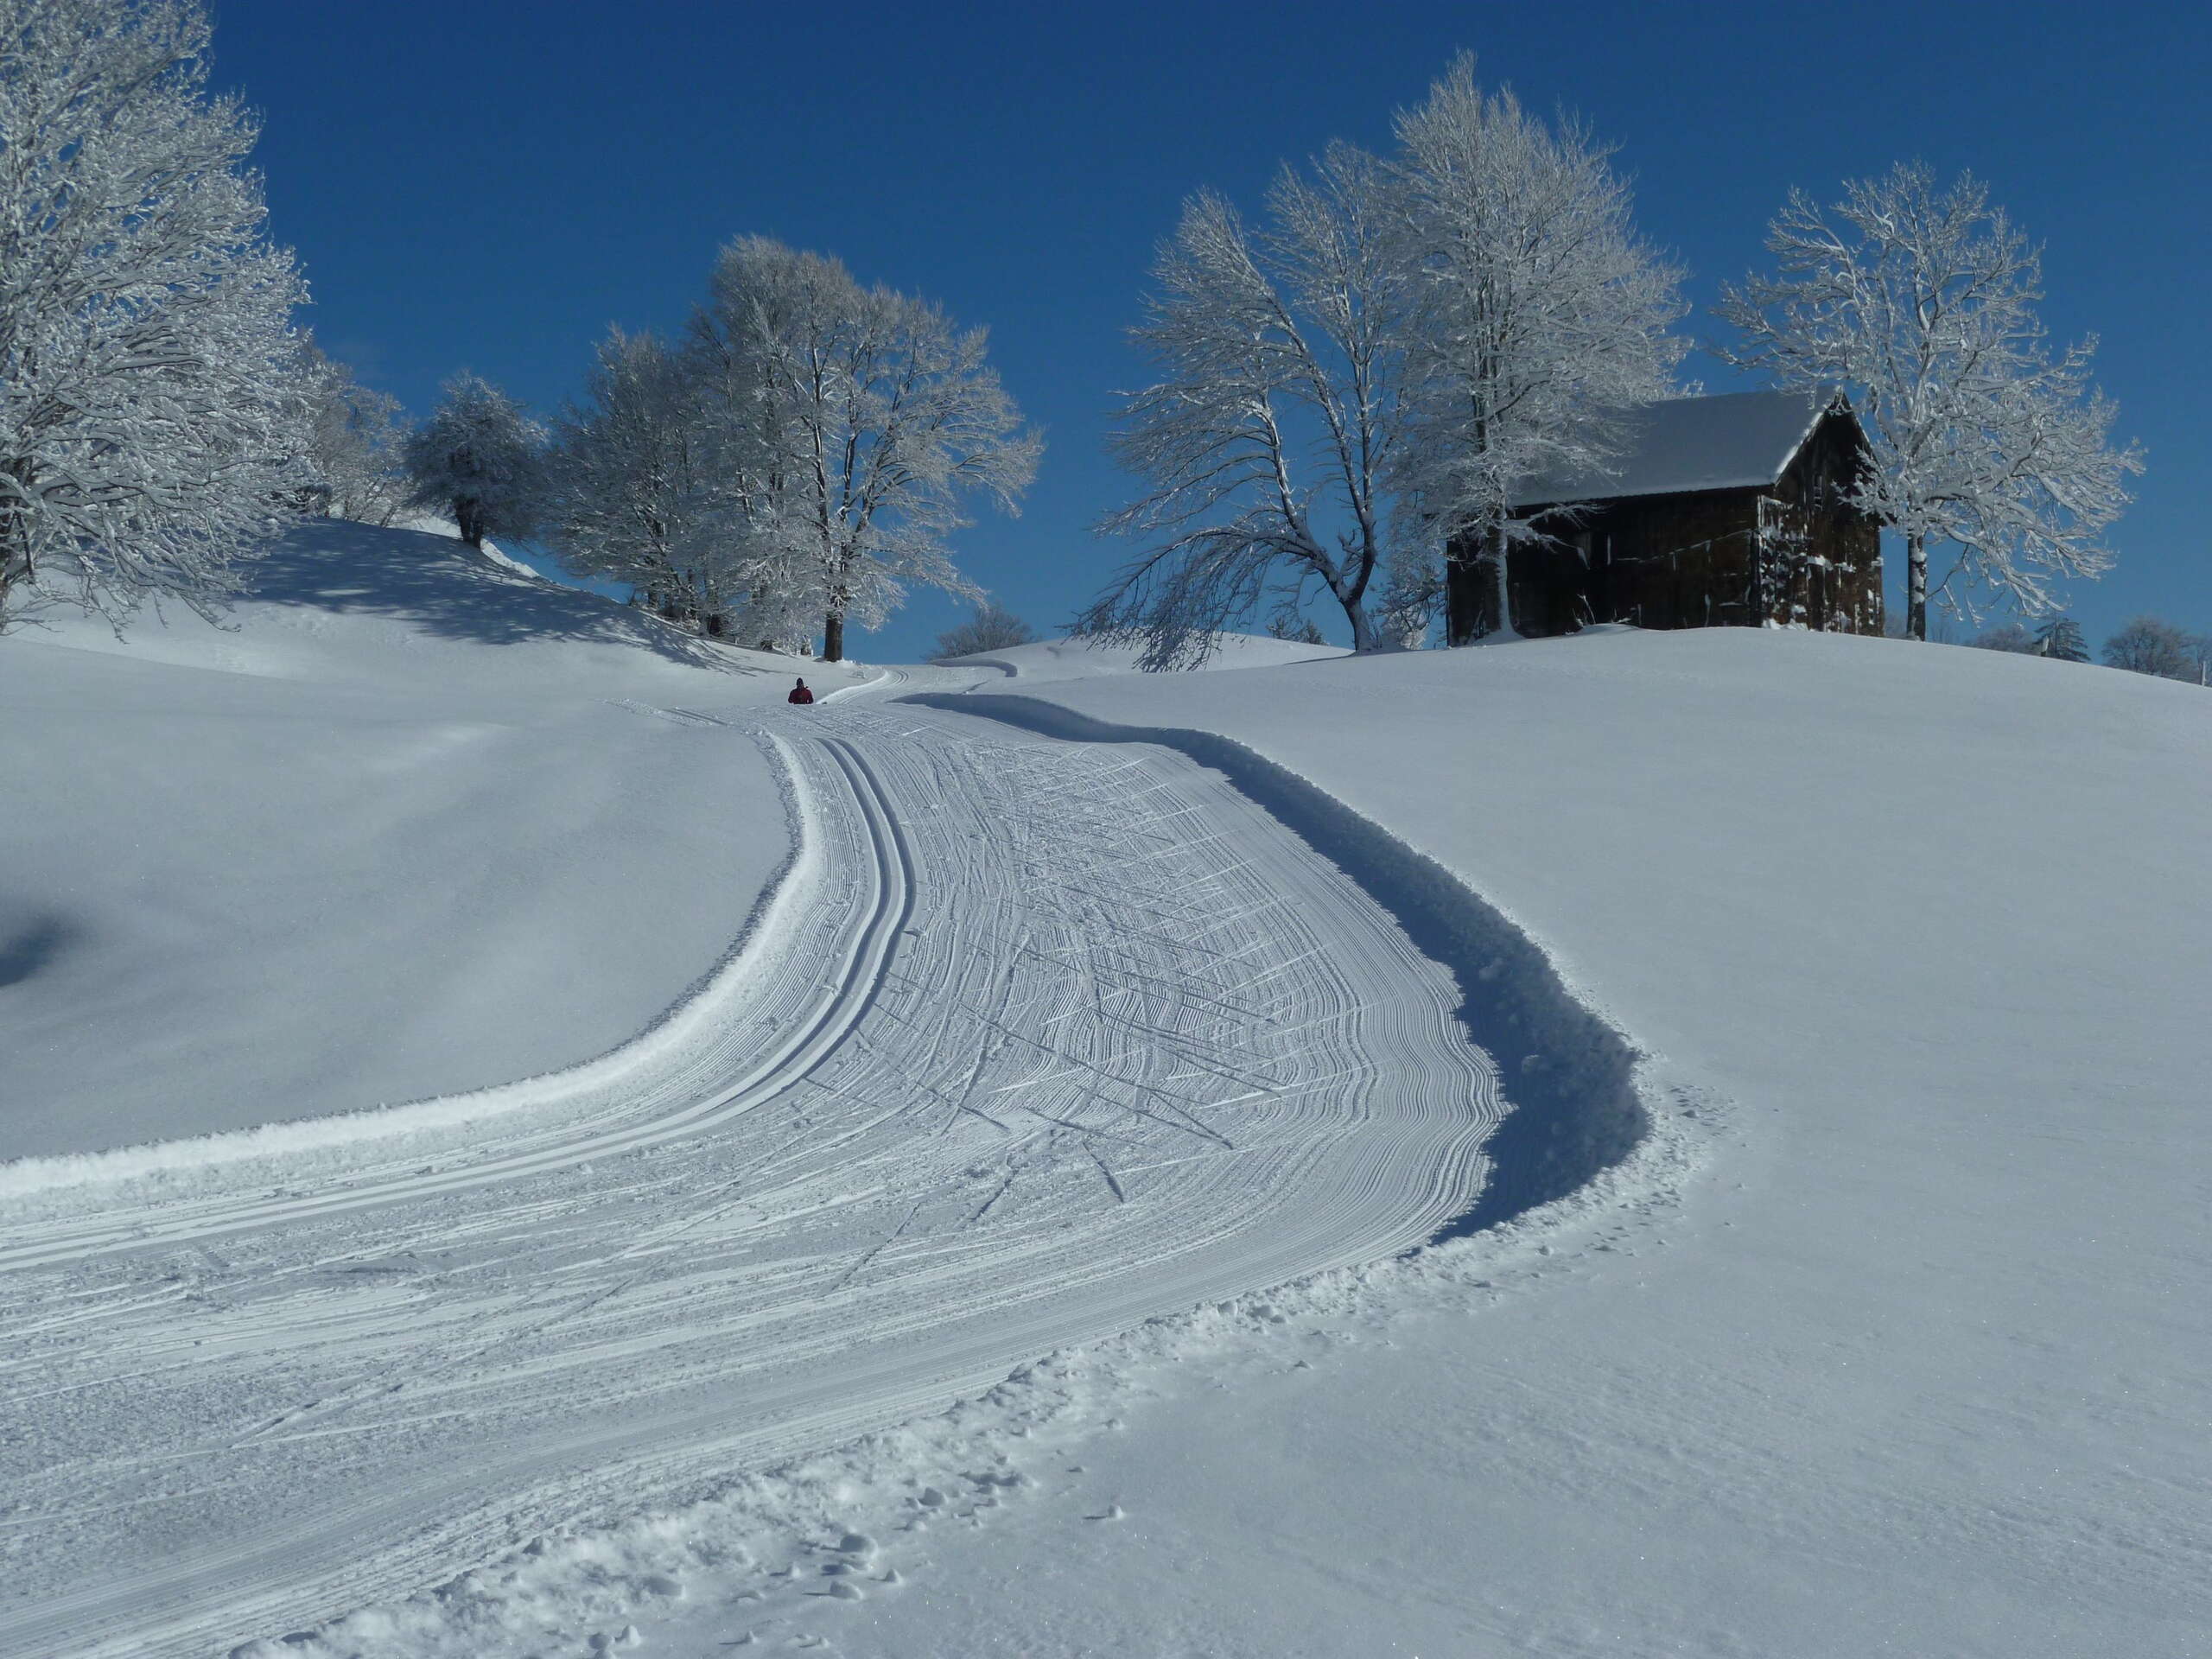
[1457,389,1884,639]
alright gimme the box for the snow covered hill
[4,575,2205,1658]
[837,626,2212,1656]
[0,520,868,1162]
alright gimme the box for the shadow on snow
[242,521,755,671]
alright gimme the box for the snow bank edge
[0,728,819,1205]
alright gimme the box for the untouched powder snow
[0,521,868,1160]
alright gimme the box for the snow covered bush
[299,336,407,524]
[0,0,309,633]
[2101,615,2209,683]
[1968,621,2035,653]
[402,373,546,550]
[932,601,1039,660]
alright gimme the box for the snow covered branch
[0,0,310,633]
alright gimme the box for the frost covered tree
[1719,164,2144,641]
[0,0,308,633]
[1968,620,2034,652]
[2032,614,2088,662]
[298,336,406,524]
[1084,143,1408,665]
[2101,615,2208,683]
[1088,62,1684,664]
[682,239,827,652]
[402,373,545,550]
[931,601,1037,661]
[690,237,1039,662]
[543,327,728,629]
[1391,56,1687,645]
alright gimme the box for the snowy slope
[1,645,1516,1657]
[0,521,868,1160]
[9,597,2206,1659]
[817,628,2209,1657]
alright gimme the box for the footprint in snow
[1085,1503,1125,1522]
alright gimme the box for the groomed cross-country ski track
[0,672,1510,1657]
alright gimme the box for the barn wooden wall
[1461,410,1883,638]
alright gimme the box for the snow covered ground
[5,543,2207,1658]
[2,531,1513,1656]
[0,522,868,1161]
[843,629,2212,1656]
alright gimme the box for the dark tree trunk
[1446,521,1510,646]
[1341,597,1380,653]
[1445,543,1484,647]
[454,497,486,550]
[823,612,845,663]
[1905,531,1928,641]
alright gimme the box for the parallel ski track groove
[0,736,908,1274]
[0,691,1503,1659]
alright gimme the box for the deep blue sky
[214,0,2208,660]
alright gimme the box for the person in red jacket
[787,677,815,706]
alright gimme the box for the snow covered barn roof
[1509,389,1848,509]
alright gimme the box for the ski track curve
[0,680,1502,1659]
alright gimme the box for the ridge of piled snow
[938,631,1344,682]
